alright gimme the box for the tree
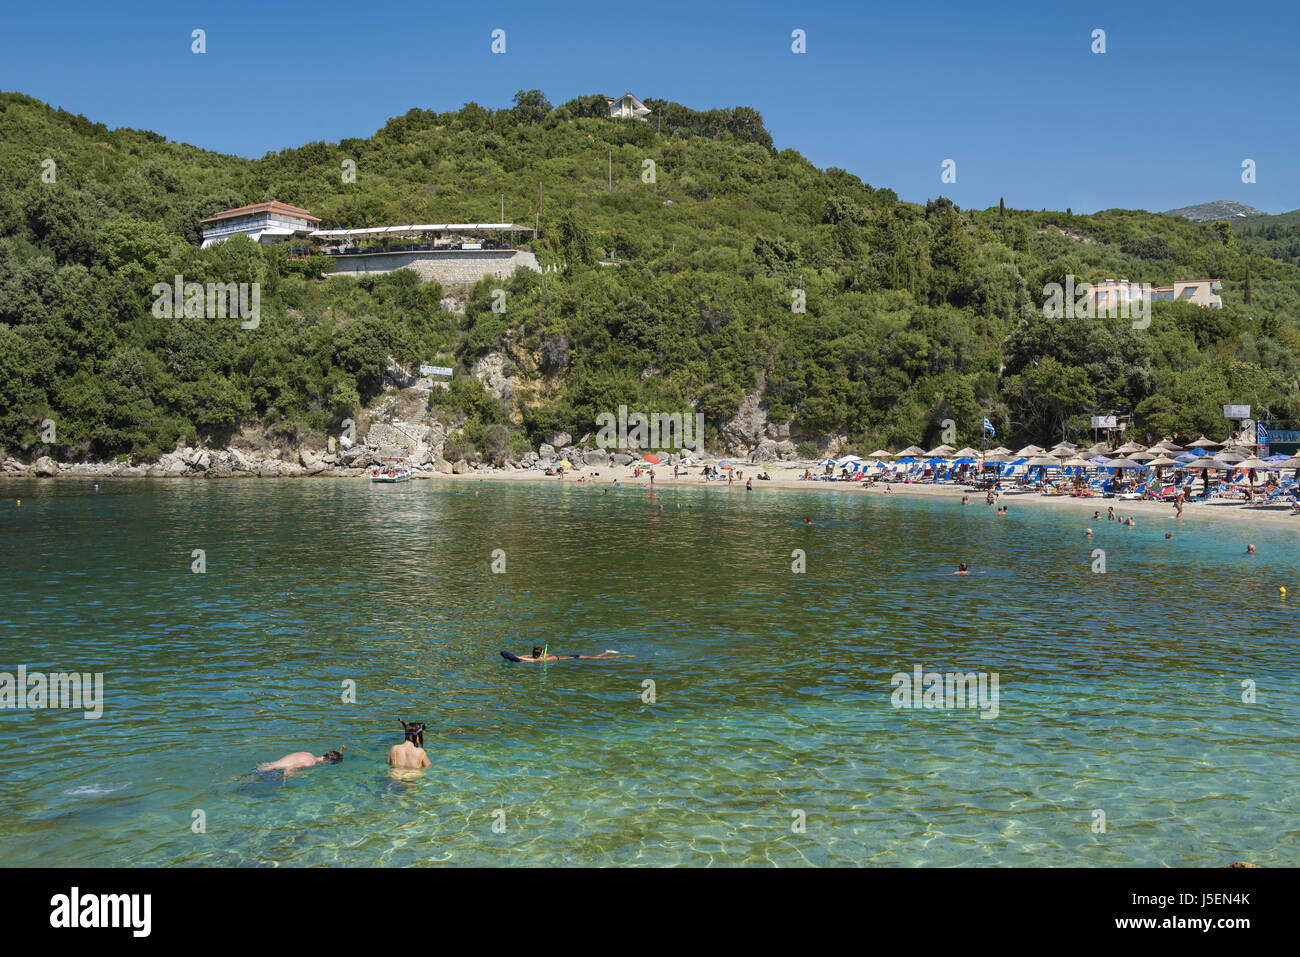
[511,90,553,124]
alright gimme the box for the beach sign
[420,364,454,378]
[1091,415,1117,429]
[1224,404,1250,420]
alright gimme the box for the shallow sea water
[0,477,1295,866]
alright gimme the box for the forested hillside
[2,88,1298,463]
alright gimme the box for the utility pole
[609,150,613,192]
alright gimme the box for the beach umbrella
[869,449,893,459]
[925,444,955,457]
[1024,456,1060,467]
[1216,450,1247,464]
[1270,456,1300,469]
[1083,442,1112,456]
[839,454,863,464]
[1152,439,1184,452]
[952,447,981,458]
[1113,441,1147,454]
[897,445,926,457]
[1145,455,1181,468]
[1107,456,1150,469]
[895,456,919,463]
[1186,436,1222,449]
[1017,445,1047,456]
[1061,456,1092,467]
[1233,457,1273,471]
[559,459,573,468]
[951,456,978,465]
[1087,455,1111,466]
[1128,450,1157,461]
[987,446,1011,456]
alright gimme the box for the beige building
[1088,277,1223,311]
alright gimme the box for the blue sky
[2,0,1296,214]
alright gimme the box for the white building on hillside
[607,92,651,121]
[200,201,321,248]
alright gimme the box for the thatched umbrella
[897,445,926,457]
[1017,445,1047,456]
[869,449,893,459]
[1186,435,1222,449]
[1113,441,1147,455]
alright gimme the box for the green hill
[2,88,1299,462]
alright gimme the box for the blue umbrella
[951,457,977,464]
[896,456,918,463]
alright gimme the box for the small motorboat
[370,456,411,483]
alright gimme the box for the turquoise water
[0,477,1296,867]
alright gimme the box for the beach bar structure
[306,222,529,255]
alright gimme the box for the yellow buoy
[1280,586,1287,598]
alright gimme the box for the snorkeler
[389,720,432,769]
[500,645,631,663]
[257,746,345,775]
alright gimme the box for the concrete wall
[324,249,540,285]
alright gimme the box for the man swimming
[389,720,431,769]
[501,645,631,663]
[257,746,345,775]
[954,562,970,575]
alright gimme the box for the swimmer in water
[1247,544,1256,554]
[803,516,813,525]
[954,562,970,575]
[1085,528,1093,538]
[389,720,431,769]
[257,746,345,775]
[501,646,632,663]
[1165,532,1173,539]
[961,495,970,505]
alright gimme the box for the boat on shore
[369,456,411,483]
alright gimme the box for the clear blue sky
[3,0,1296,214]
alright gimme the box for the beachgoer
[746,478,753,491]
[1165,532,1173,539]
[258,747,345,775]
[502,646,630,663]
[1247,544,1256,554]
[1107,507,1117,522]
[1085,528,1093,538]
[954,562,970,575]
[803,516,813,525]
[389,721,431,769]
[961,495,970,505]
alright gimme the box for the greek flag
[1259,422,1269,448]
[983,417,996,436]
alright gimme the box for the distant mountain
[1164,200,1266,222]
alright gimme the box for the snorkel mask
[399,719,426,748]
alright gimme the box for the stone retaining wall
[325,249,540,284]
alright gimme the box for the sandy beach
[433,464,1300,532]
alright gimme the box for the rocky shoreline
[0,440,730,480]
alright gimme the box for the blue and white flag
[1259,422,1269,448]
[983,417,996,436]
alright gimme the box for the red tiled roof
[201,201,320,224]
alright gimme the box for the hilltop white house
[607,92,651,121]
[200,201,321,248]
